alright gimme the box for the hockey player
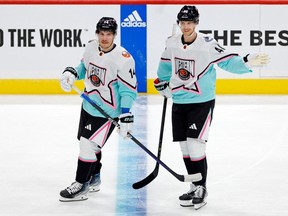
[59,17,137,202]
[154,5,269,210]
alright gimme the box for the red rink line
[0,0,288,4]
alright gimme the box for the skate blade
[194,201,207,210]
[89,187,100,193]
[59,194,88,202]
[89,182,101,193]
[180,200,194,207]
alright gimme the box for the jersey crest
[175,57,195,80]
[87,63,106,87]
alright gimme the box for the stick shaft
[72,86,202,183]
[132,97,167,189]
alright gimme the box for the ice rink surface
[1,94,288,216]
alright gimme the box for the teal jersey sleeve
[157,60,172,82]
[75,61,86,80]
[217,56,252,74]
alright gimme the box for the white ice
[0,94,288,216]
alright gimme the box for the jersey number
[129,69,135,78]
[215,44,225,53]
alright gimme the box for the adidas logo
[121,10,146,28]
[85,124,92,131]
[189,123,197,130]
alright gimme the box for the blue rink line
[115,96,148,215]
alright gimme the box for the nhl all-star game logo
[121,10,146,27]
[88,63,106,87]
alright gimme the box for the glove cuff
[154,79,169,91]
[119,113,134,123]
[63,67,78,79]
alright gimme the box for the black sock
[75,159,94,183]
[91,151,102,175]
[183,157,207,187]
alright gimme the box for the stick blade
[132,168,159,189]
[184,173,202,182]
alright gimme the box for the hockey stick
[72,85,202,183]
[133,24,178,189]
[132,97,167,189]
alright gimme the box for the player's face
[179,21,197,37]
[97,31,115,51]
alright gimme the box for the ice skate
[59,181,89,202]
[179,183,196,207]
[89,173,101,192]
[192,185,207,210]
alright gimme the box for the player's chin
[183,31,193,36]
[100,42,111,48]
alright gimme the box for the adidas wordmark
[121,10,146,27]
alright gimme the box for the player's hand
[60,67,77,92]
[244,53,270,67]
[117,113,134,138]
[154,78,172,98]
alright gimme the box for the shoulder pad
[121,50,132,59]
